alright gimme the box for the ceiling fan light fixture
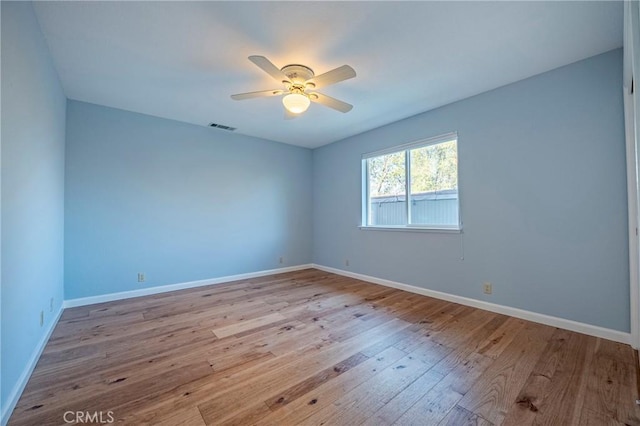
[282,93,310,114]
[232,56,355,115]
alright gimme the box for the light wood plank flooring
[8,269,640,425]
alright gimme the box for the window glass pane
[367,151,407,226]
[409,140,458,226]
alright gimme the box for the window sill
[358,226,462,234]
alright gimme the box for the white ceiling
[32,1,623,149]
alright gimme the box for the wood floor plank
[264,352,369,411]
[214,402,272,426]
[456,322,556,424]
[501,329,590,426]
[7,269,639,426]
[11,360,214,426]
[154,407,207,426]
[578,408,628,426]
[438,405,494,426]
[583,347,640,425]
[16,337,218,412]
[429,314,508,377]
[429,308,498,349]
[392,351,494,425]
[210,312,287,338]
[109,351,278,424]
[475,317,526,360]
[197,318,412,424]
[300,348,439,425]
[111,338,337,424]
[205,320,313,359]
[361,368,444,425]
[255,347,407,426]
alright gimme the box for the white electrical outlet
[40,311,44,327]
[138,273,145,283]
[483,282,492,294]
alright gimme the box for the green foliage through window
[368,152,406,197]
[410,140,457,194]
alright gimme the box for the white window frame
[360,132,462,233]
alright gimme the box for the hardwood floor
[8,269,640,425]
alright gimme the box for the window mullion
[364,159,370,226]
[405,149,411,226]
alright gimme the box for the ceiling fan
[231,55,356,117]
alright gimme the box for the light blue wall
[64,101,312,299]
[1,1,66,416]
[313,49,629,332]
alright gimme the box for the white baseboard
[64,264,313,308]
[1,305,64,426]
[312,264,631,345]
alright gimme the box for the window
[362,132,460,231]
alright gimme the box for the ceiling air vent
[208,122,236,131]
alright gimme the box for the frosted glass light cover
[282,93,310,114]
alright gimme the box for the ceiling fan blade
[230,89,285,100]
[309,65,356,88]
[248,55,290,83]
[309,92,353,113]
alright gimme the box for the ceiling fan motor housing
[281,64,315,84]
